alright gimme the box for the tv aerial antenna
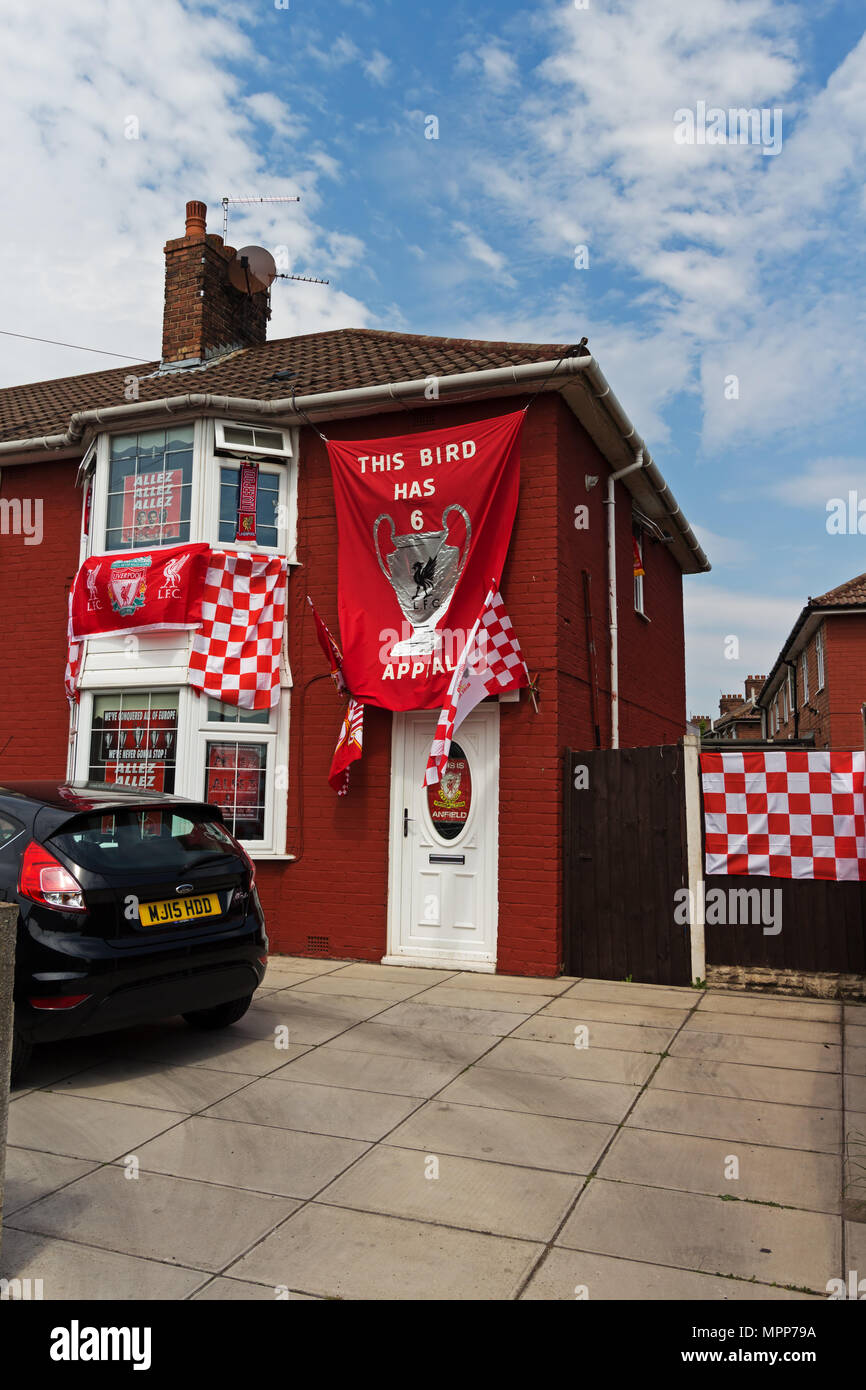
[220,195,329,288]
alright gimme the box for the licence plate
[138,894,220,927]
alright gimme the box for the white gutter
[0,357,591,457]
[604,450,646,749]
[0,350,709,572]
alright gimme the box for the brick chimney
[744,674,766,702]
[718,693,744,716]
[161,200,270,365]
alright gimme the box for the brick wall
[162,202,268,364]
[0,461,79,778]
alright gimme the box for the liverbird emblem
[412,556,437,600]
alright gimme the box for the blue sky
[2,0,866,717]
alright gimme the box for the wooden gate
[563,744,692,985]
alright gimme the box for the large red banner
[70,543,210,641]
[327,411,524,710]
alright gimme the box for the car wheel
[182,994,253,1030]
[10,1019,33,1087]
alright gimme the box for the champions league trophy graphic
[374,504,471,658]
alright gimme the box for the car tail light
[19,841,87,913]
[225,831,256,887]
[29,994,91,1010]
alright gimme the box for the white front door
[384,704,499,971]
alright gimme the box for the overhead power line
[0,329,152,363]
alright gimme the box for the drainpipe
[784,660,799,740]
[604,449,646,748]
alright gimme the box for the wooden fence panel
[563,745,691,985]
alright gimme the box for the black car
[0,781,268,1083]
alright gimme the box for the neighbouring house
[756,572,866,749]
[700,675,766,741]
[0,200,709,977]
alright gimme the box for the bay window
[70,417,296,855]
[105,426,194,552]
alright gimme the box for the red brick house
[702,676,766,741]
[0,201,709,977]
[757,573,866,750]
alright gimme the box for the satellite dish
[227,245,277,295]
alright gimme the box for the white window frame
[89,422,200,560]
[71,683,290,858]
[801,651,809,704]
[215,419,294,461]
[72,416,297,855]
[633,525,645,615]
[788,667,795,713]
[815,628,825,691]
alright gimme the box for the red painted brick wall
[825,615,866,748]
[0,460,79,779]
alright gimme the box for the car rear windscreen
[48,810,240,874]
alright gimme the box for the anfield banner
[327,410,524,710]
[69,543,210,641]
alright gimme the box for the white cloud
[0,0,373,385]
[684,582,801,713]
[364,50,392,86]
[763,457,866,508]
[452,221,515,286]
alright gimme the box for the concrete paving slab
[386,1098,614,1173]
[326,963,458,984]
[271,1046,464,1097]
[7,1090,183,1162]
[437,972,572,996]
[845,1074,866,1113]
[265,957,348,977]
[319,1144,582,1241]
[228,1203,543,1300]
[847,1025,866,1050]
[410,984,555,1013]
[845,1046,866,1078]
[203,1076,420,1141]
[699,992,841,1021]
[843,1002,866,1022]
[375,1000,530,1036]
[278,974,429,1002]
[9,1166,297,1272]
[683,1010,842,1046]
[556,1178,840,1292]
[510,1015,675,1052]
[317,1020,494,1067]
[3,1147,99,1216]
[600,1126,841,1214]
[846,1220,866,1274]
[47,1059,252,1113]
[133,1114,367,1198]
[671,1030,842,1073]
[520,1248,821,1301]
[475,1037,656,1086]
[561,980,699,1011]
[650,1056,842,1110]
[126,1025,312,1076]
[249,991,391,1043]
[0,1227,207,1300]
[192,1277,320,1300]
[437,1065,637,1124]
[627,1087,842,1153]
[541,996,691,1028]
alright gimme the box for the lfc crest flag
[329,698,364,795]
[327,411,524,711]
[70,543,210,641]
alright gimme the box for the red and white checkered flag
[424,581,528,787]
[65,589,82,703]
[189,551,287,710]
[702,749,866,881]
